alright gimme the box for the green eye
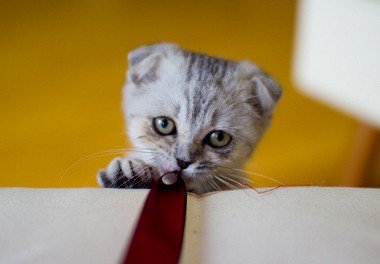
[206,130,231,148]
[153,116,176,135]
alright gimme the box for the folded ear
[127,43,179,86]
[237,61,282,117]
[251,72,282,116]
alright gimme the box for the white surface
[1,187,380,264]
[293,0,380,127]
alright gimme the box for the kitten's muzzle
[176,158,192,170]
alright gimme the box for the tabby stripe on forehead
[203,56,212,81]
[219,60,228,80]
[197,55,206,82]
[210,57,218,76]
[182,50,190,59]
[191,101,201,126]
[186,52,196,82]
[200,97,214,120]
[174,104,181,119]
[184,87,191,120]
[210,111,219,126]
[191,87,202,125]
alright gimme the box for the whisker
[60,150,129,185]
[211,168,254,184]
[215,173,250,190]
[125,163,155,189]
[225,95,259,111]
[214,172,262,197]
[215,171,283,195]
[88,155,156,188]
[126,156,163,189]
[213,174,239,191]
[61,148,162,186]
[219,166,285,186]
[200,177,212,194]
[208,177,222,192]
[219,88,237,108]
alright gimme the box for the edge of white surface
[1,187,379,264]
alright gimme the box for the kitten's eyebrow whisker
[219,89,235,108]
[224,95,259,111]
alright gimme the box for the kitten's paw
[97,157,157,189]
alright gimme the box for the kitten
[97,43,282,194]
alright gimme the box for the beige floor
[0,0,360,188]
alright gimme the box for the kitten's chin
[180,171,207,193]
[179,171,192,183]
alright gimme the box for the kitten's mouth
[158,166,196,186]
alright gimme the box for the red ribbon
[122,173,187,264]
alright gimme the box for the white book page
[181,195,201,263]
[197,187,380,264]
[0,188,149,263]
[1,187,380,264]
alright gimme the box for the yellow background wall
[0,0,359,188]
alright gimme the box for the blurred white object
[293,0,380,128]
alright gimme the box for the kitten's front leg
[97,157,158,189]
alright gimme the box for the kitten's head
[123,43,281,193]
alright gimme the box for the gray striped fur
[99,42,282,194]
